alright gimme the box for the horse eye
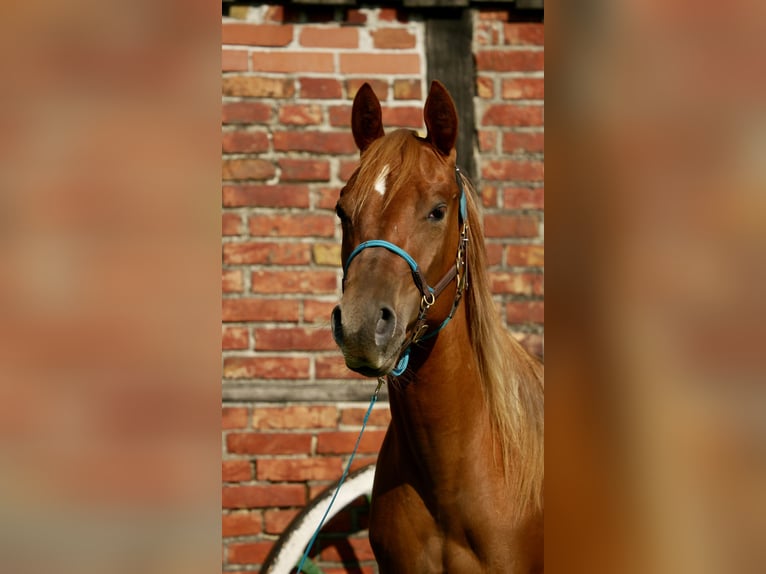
[335,203,349,222]
[428,205,447,222]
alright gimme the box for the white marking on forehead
[373,164,390,196]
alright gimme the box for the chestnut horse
[331,81,544,573]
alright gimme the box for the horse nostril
[331,306,343,344]
[375,306,396,347]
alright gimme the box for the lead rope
[295,377,385,573]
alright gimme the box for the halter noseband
[341,167,470,376]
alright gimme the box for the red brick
[475,21,501,46]
[264,5,283,22]
[223,326,249,350]
[300,77,342,99]
[222,23,293,46]
[278,104,322,125]
[252,51,334,73]
[300,26,358,48]
[222,49,248,72]
[329,105,351,127]
[223,269,244,293]
[483,214,539,238]
[257,458,343,481]
[486,243,504,266]
[222,511,262,537]
[482,104,543,126]
[222,484,305,508]
[227,542,273,564]
[316,430,387,454]
[222,158,275,181]
[480,185,499,208]
[273,131,356,154]
[506,301,545,324]
[513,332,544,359]
[475,50,544,72]
[303,299,337,323]
[482,159,544,181]
[251,270,337,294]
[223,242,311,265]
[320,537,376,562]
[502,78,545,100]
[503,23,545,46]
[224,356,310,379]
[489,272,543,295]
[255,327,335,351]
[222,76,295,98]
[502,131,544,153]
[248,213,335,238]
[478,130,497,152]
[222,299,300,322]
[222,213,243,236]
[278,158,330,182]
[263,509,299,534]
[346,79,388,101]
[223,460,252,482]
[338,160,358,182]
[503,187,544,209]
[340,53,420,74]
[222,184,310,208]
[381,106,423,128]
[477,76,494,98]
[253,405,338,430]
[505,244,545,266]
[222,102,272,124]
[477,10,509,21]
[226,432,312,455]
[371,29,416,49]
[222,406,249,429]
[315,355,366,380]
[222,131,269,153]
[340,407,391,427]
[315,187,343,210]
[393,78,422,100]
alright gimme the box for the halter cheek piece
[341,167,470,376]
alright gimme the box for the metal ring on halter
[421,292,436,309]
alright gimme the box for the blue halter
[342,168,469,376]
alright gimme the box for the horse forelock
[460,172,545,516]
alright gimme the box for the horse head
[331,81,467,377]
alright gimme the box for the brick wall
[221,5,543,572]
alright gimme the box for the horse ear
[424,80,458,156]
[351,83,384,153]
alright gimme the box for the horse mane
[459,170,545,516]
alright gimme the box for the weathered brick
[478,129,497,152]
[300,26,359,48]
[503,187,544,209]
[475,50,544,72]
[222,184,310,208]
[329,105,351,127]
[222,158,275,181]
[227,542,274,564]
[222,50,248,72]
[222,76,295,98]
[222,213,243,236]
[223,356,311,379]
[222,511,262,537]
[257,457,343,481]
[303,299,337,323]
[273,131,356,154]
[483,214,539,238]
[506,300,545,324]
[222,406,249,429]
[223,242,311,265]
[222,131,269,154]
[300,77,343,99]
[226,432,312,455]
[486,243,504,266]
[222,299,300,322]
[312,244,341,266]
[512,332,544,359]
[315,187,343,209]
[251,270,337,294]
[503,23,545,46]
[222,102,272,124]
[253,405,338,430]
[489,272,544,295]
[381,106,423,128]
[371,28,416,49]
[502,78,545,100]
[315,355,366,380]
[254,327,335,351]
[263,509,300,534]
[340,53,420,74]
[393,78,422,100]
[222,326,249,350]
[339,160,359,181]
[223,460,252,482]
[340,406,391,428]
[482,104,543,126]
[502,131,544,153]
[505,244,545,266]
[482,159,544,181]
[346,79,388,100]
[278,158,330,182]
[252,51,334,73]
[222,23,293,46]
[222,484,305,508]
[248,214,335,237]
[278,103,322,125]
[477,76,494,98]
[222,269,244,293]
[316,430,387,454]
